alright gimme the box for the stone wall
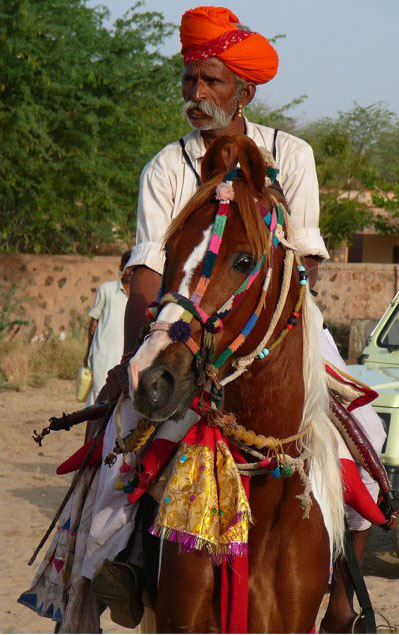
[316,262,398,325]
[1,255,398,340]
[1,254,121,340]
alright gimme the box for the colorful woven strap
[260,203,285,248]
[214,256,266,369]
[159,292,223,335]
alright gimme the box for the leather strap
[344,529,377,633]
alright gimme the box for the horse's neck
[224,286,305,442]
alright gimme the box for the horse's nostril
[140,366,175,410]
[150,380,159,403]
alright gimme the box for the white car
[348,292,399,494]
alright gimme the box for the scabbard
[329,392,391,495]
[48,401,109,429]
[28,401,115,566]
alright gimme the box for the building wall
[361,235,399,263]
[1,255,399,339]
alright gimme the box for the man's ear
[240,83,256,108]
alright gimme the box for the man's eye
[233,254,256,274]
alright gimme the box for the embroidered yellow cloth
[150,421,252,558]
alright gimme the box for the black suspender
[272,128,279,160]
[179,138,201,187]
[270,128,285,200]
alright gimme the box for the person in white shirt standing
[83,250,132,405]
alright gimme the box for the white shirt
[87,279,128,404]
[126,118,329,274]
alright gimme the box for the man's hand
[84,318,98,368]
[106,362,131,403]
[304,255,321,290]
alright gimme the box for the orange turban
[180,6,279,85]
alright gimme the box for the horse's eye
[234,253,256,274]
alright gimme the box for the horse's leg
[320,528,371,633]
[156,542,218,633]
[248,481,330,633]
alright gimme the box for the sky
[87,0,399,123]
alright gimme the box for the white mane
[298,287,345,557]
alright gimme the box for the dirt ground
[1,379,398,634]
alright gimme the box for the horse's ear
[234,135,265,193]
[201,136,239,182]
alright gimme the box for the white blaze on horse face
[129,226,213,394]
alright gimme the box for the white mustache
[182,99,235,130]
[182,99,222,118]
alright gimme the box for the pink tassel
[120,460,130,474]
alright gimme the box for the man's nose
[189,79,207,101]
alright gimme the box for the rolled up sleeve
[89,284,106,320]
[280,139,329,261]
[127,240,165,275]
[125,158,174,275]
[291,226,329,260]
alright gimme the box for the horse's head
[130,135,292,421]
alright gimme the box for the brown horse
[130,135,344,633]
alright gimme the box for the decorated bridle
[146,168,308,403]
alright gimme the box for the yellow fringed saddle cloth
[149,419,252,560]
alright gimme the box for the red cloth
[180,6,278,85]
[56,434,104,474]
[127,438,177,505]
[176,396,250,633]
[220,440,250,633]
[340,458,385,525]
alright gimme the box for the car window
[378,306,399,349]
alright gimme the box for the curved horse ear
[201,135,239,182]
[234,135,266,193]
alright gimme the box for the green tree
[0,0,188,254]
[301,103,399,248]
[246,95,307,135]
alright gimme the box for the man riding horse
[118,7,385,632]
[19,6,386,634]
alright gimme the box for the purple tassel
[149,523,248,562]
[169,319,192,343]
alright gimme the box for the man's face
[182,57,242,131]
